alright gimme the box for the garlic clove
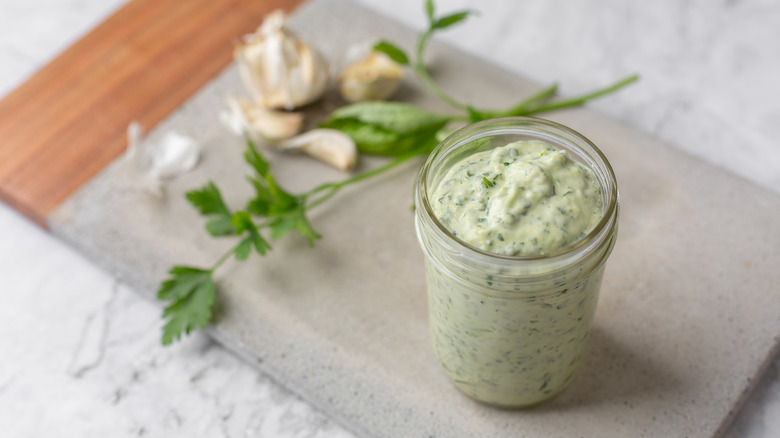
[339,51,404,102]
[123,122,200,197]
[150,131,200,179]
[225,97,303,143]
[235,10,330,110]
[282,129,357,172]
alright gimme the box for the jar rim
[416,116,618,265]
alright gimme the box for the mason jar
[414,117,619,408]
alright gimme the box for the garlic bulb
[281,129,357,172]
[235,10,329,110]
[224,97,303,142]
[339,50,404,102]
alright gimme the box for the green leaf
[432,10,473,30]
[244,138,270,178]
[160,273,215,345]
[231,211,272,255]
[251,230,273,255]
[269,209,322,247]
[231,211,255,235]
[323,115,445,157]
[246,175,299,217]
[329,102,450,135]
[482,176,495,189]
[465,105,483,123]
[266,174,299,215]
[234,237,252,261]
[246,177,272,216]
[425,0,435,23]
[205,218,234,236]
[243,141,300,217]
[373,41,409,65]
[321,102,451,156]
[321,118,399,155]
[157,266,210,302]
[394,124,444,155]
[186,182,231,218]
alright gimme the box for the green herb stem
[521,74,639,116]
[210,239,246,273]
[305,150,424,209]
[414,31,469,112]
[491,83,559,118]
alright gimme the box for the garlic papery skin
[339,51,404,102]
[282,129,357,172]
[235,10,329,110]
[225,97,303,143]
[124,122,200,197]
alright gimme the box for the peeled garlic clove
[226,97,303,142]
[282,129,357,171]
[235,10,329,110]
[339,51,404,102]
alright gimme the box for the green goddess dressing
[431,140,603,257]
[425,139,606,406]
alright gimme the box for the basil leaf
[321,118,400,155]
[329,102,450,135]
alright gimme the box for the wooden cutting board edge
[0,0,305,227]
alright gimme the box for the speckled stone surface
[48,0,780,437]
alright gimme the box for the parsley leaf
[234,237,253,261]
[231,211,272,255]
[187,183,233,236]
[205,218,234,236]
[187,182,231,218]
[245,140,300,216]
[244,138,270,178]
[269,208,322,247]
[158,266,214,345]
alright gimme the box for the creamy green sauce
[431,140,603,256]
[425,140,606,406]
[425,264,603,406]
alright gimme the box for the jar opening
[416,117,618,266]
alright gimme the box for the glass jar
[414,117,619,408]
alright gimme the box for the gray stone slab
[49,0,780,436]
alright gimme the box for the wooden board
[48,1,780,437]
[0,0,304,227]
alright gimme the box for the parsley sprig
[158,140,419,345]
[158,0,638,345]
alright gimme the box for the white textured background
[1,0,779,436]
